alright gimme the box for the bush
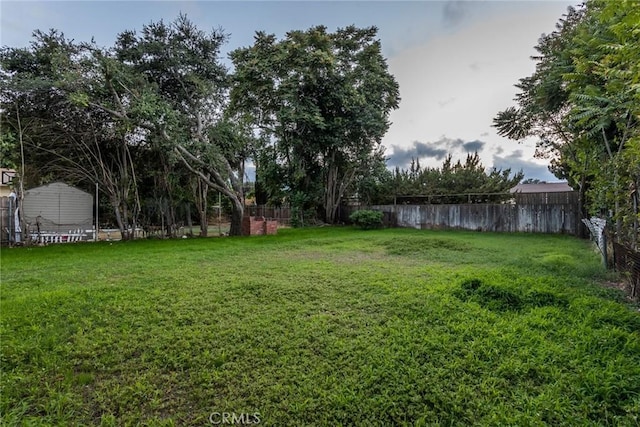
[349,209,383,230]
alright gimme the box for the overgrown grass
[1,227,639,426]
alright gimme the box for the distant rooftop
[510,182,573,194]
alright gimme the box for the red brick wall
[242,216,278,236]
[265,220,278,235]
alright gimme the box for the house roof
[510,182,573,194]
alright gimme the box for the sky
[0,0,578,182]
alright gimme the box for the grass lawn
[1,227,639,426]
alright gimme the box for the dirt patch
[97,224,233,241]
[602,280,628,292]
[601,280,639,304]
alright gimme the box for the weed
[1,228,638,425]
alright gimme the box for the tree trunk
[200,212,208,237]
[229,198,244,236]
[324,157,355,224]
[112,200,126,240]
[173,146,245,236]
[324,154,339,224]
[197,177,209,237]
[577,174,588,238]
[186,203,192,229]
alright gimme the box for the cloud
[442,1,470,26]
[469,62,481,72]
[437,97,456,107]
[436,137,463,150]
[505,150,524,159]
[386,137,489,168]
[386,137,556,180]
[382,1,574,167]
[387,141,448,168]
[431,137,487,154]
[492,151,557,182]
[462,140,485,153]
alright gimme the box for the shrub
[349,209,383,230]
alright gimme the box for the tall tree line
[0,16,400,236]
[494,0,639,248]
[392,153,523,203]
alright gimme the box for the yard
[1,227,639,426]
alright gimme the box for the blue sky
[1,1,577,181]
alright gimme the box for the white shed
[23,182,93,235]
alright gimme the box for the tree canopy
[494,0,639,247]
[3,11,587,239]
[229,25,400,224]
[1,19,406,234]
[2,17,251,236]
[385,153,523,204]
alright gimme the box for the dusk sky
[1,1,578,181]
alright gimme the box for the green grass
[1,227,639,426]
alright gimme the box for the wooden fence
[0,196,11,244]
[247,199,581,235]
[611,240,640,300]
[346,202,580,235]
[244,205,291,225]
[513,191,579,205]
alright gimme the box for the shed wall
[23,182,93,233]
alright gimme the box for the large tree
[230,25,400,223]
[0,30,144,239]
[2,16,255,237]
[493,0,639,247]
[492,5,586,198]
[564,0,640,245]
[110,15,249,236]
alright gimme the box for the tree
[493,5,587,201]
[494,0,639,247]
[521,178,542,184]
[1,16,255,238]
[564,0,640,245]
[0,30,144,239]
[354,150,395,206]
[230,26,400,223]
[374,153,523,204]
[111,15,250,236]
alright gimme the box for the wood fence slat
[363,202,579,235]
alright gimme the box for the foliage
[1,19,400,235]
[113,15,250,236]
[1,228,638,425]
[0,17,254,236]
[494,0,640,247]
[0,130,19,169]
[0,30,146,237]
[349,209,383,229]
[230,26,400,223]
[380,152,523,203]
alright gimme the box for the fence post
[602,231,608,269]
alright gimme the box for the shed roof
[26,182,91,196]
[510,182,573,194]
